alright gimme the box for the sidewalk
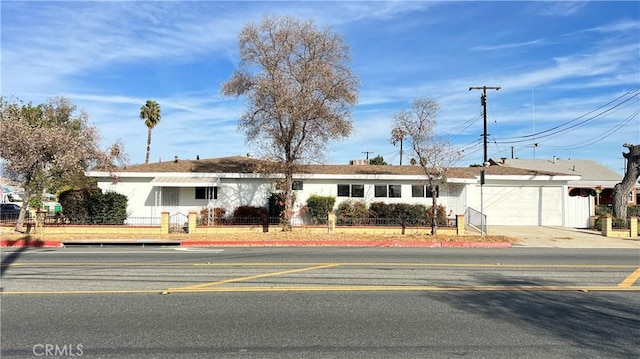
[487,225,640,249]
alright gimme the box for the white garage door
[482,186,562,226]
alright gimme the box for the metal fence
[198,216,283,226]
[465,207,486,232]
[336,217,455,227]
[0,215,160,226]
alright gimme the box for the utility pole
[469,86,500,237]
[469,86,501,164]
[362,151,373,160]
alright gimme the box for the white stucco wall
[466,180,565,226]
[93,171,578,227]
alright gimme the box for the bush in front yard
[231,206,268,224]
[88,191,128,224]
[59,188,98,224]
[305,195,336,224]
[59,188,127,224]
[336,200,369,224]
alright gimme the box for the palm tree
[139,100,161,164]
[390,126,406,165]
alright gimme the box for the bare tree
[393,97,461,235]
[612,143,640,219]
[0,97,126,232]
[221,14,359,230]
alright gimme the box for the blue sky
[2,1,639,174]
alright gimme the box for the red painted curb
[1,240,63,248]
[180,240,511,248]
[440,242,512,248]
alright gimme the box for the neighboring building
[87,155,583,227]
[489,157,638,227]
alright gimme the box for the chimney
[174,155,179,163]
[349,159,369,166]
[196,155,200,160]
[501,157,507,164]
[552,156,557,164]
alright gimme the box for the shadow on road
[428,272,639,359]
[1,236,44,279]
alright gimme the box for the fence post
[327,211,335,233]
[629,216,638,238]
[456,214,465,236]
[601,216,612,237]
[188,212,197,234]
[161,212,169,234]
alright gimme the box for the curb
[0,240,512,248]
[180,240,512,248]
[0,240,63,248]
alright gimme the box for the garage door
[482,186,562,226]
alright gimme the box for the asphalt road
[1,246,639,358]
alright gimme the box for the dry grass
[0,230,518,244]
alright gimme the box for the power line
[496,88,640,144]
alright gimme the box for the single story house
[87,154,589,227]
[488,157,637,227]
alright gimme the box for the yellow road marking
[2,285,639,295]
[2,262,637,269]
[173,263,341,290]
[618,267,640,287]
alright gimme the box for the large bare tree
[221,14,359,230]
[0,97,126,232]
[393,97,461,235]
[612,143,640,219]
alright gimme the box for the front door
[162,187,180,214]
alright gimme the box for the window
[337,184,350,197]
[195,186,217,200]
[374,185,387,197]
[338,184,364,198]
[292,181,303,190]
[389,185,402,198]
[351,184,364,198]
[412,185,439,198]
[412,185,424,198]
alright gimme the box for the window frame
[374,185,388,198]
[351,184,365,198]
[195,186,217,200]
[292,180,303,191]
[337,184,350,197]
[388,184,402,198]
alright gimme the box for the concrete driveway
[487,225,640,249]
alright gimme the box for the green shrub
[59,188,127,224]
[306,195,336,224]
[425,205,448,226]
[369,202,393,218]
[59,188,99,224]
[336,200,369,224]
[627,205,640,217]
[88,191,128,224]
[595,205,611,216]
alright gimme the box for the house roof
[108,155,572,179]
[489,158,622,181]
